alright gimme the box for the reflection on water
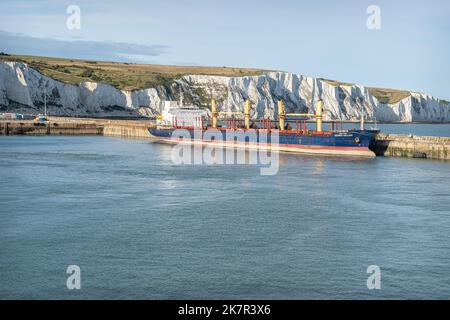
[313,159,325,174]
[1,135,450,300]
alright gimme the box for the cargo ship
[148,99,379,157]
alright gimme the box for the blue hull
[148,127,378,157]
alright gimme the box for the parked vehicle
[0,113,24,120]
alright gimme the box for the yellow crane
[211,99,251,130]
[211,98,324,132]
[277,99,323,132]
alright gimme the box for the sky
[0,0,449,99]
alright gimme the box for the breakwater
[1,118,449,160]
[0,117,154,138]
[0,120,102,135]
[372,133,450,160]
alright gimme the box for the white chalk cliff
[1,61,449,122]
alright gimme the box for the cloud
[114,53,160,64]
[0,30,169,62]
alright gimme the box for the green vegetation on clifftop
[321,78,411,104]
[0,54,265,91]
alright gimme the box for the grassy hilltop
[320,79,412,104]
[0,54,265,91]
[2,53,443,105]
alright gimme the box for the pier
[0,117,152,138]
[1,117,449,161]
[0,119,102,136]
[371,133,450,160]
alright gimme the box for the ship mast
[360,105,365,130]
[179,88,184,108]
[310,79,316,114]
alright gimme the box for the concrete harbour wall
[371,134,450,160]
[0,121,102,135]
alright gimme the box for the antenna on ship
[360,105,365,130]
[310,79,316,114]
[373,117,379,130]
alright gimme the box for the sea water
[0,127,449,299]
